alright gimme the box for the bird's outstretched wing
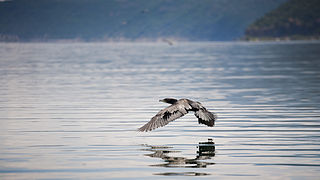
[194,108,216,127]
[191,102,216,127]
[138,102,190,132]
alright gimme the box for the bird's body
[138,98,216,132]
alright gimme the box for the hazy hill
[0,0,286,41]
[245,0,320,40]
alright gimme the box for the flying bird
[138,98,216,132]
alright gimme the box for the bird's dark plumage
[138,98,216,132]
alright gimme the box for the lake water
[0,41,320,179]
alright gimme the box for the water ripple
[1,41,320,179]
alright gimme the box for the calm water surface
[0,41,320,179]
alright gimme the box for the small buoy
[197,139,215,156]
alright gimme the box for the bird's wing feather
[138,102,189,132]
[191,102,216,127]
[194,108,216,127]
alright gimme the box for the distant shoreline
[1,38,320,44]
[242,36,320,42]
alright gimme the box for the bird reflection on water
[142,139,215,176]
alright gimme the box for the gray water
[0,41,320,179]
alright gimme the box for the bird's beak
[159,99,164,102]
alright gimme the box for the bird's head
[159,98,178,104]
